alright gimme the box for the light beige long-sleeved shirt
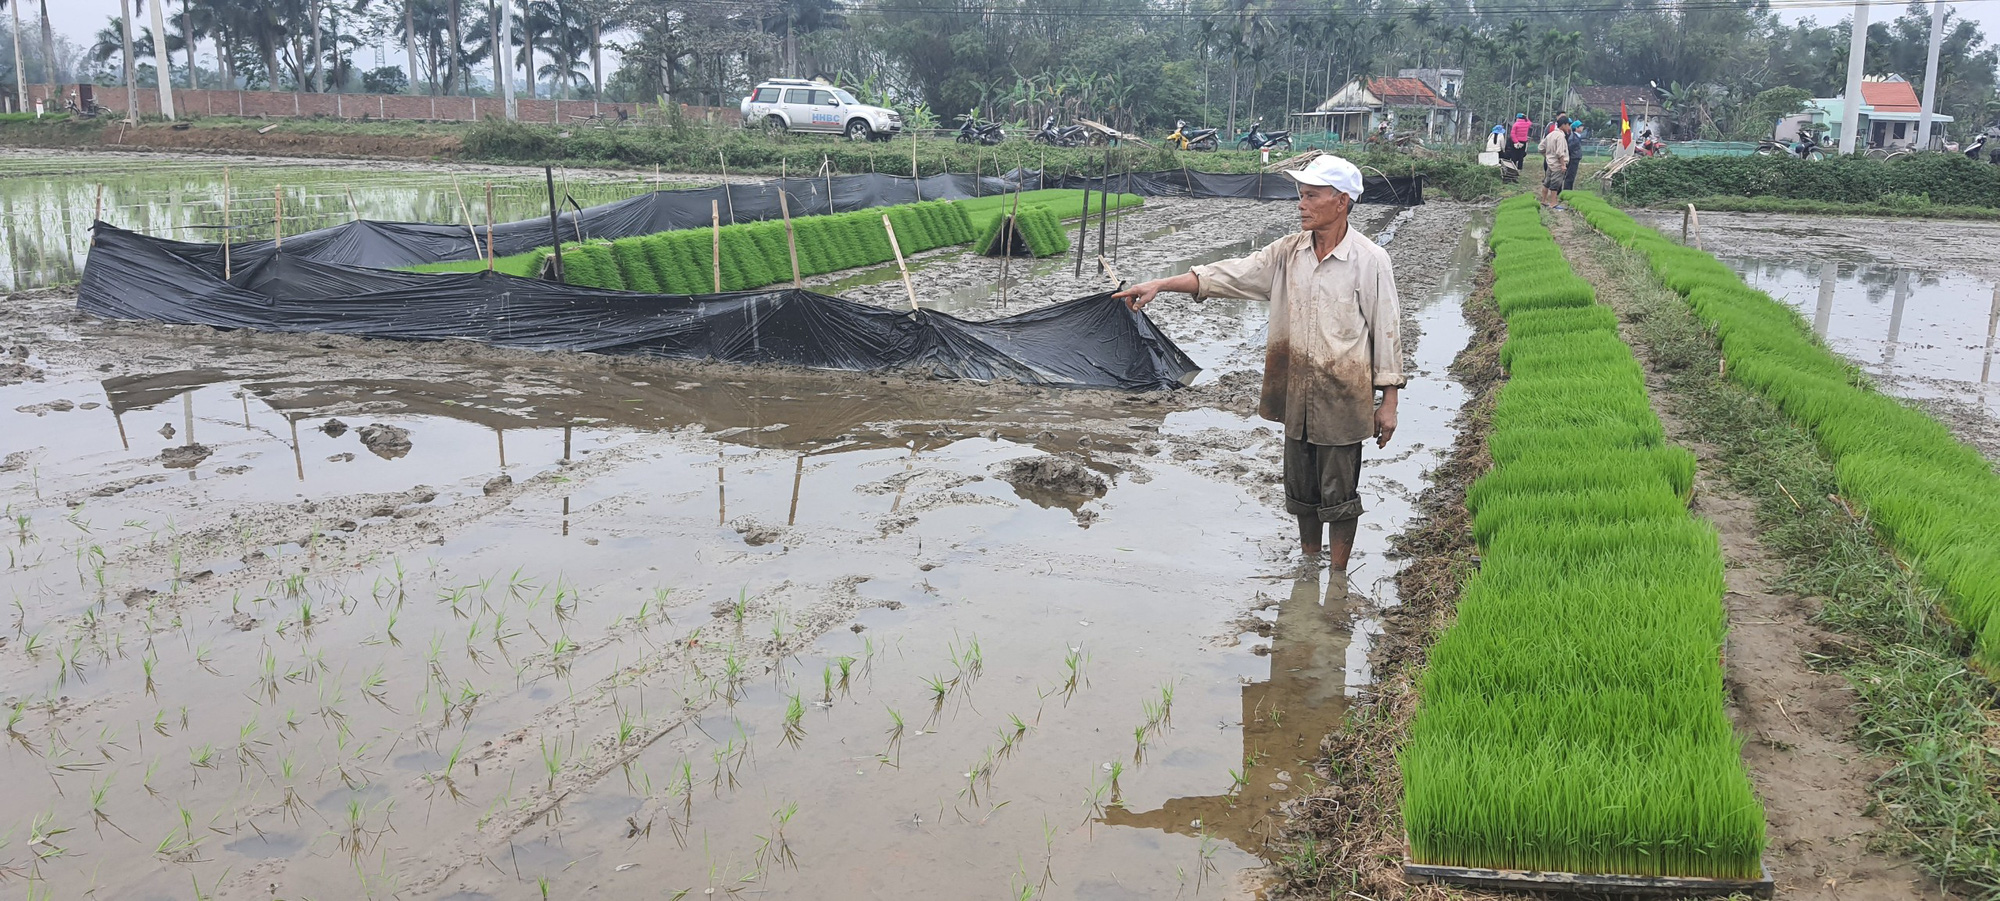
[1190,228,1405,446]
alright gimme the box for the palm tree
[1,0,25,111]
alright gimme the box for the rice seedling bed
[1405,858,1773,897]
[1400,194,1766,883]
[1566,191,2000,671]
[405,190,1141,286]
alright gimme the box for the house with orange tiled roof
[1297,74,1462,142]
[1780,76,1952,150]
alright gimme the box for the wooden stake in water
[1984,283,2000,384]
[719,151,736,224]
[779,189,802,288]
[221,168,232,278]
[1073,164,1093,278]
[711,199,722,293]
[824,155,834,215]
[93,184,103,223]
[346,187,359,221]
[451,176,479,250]
[999,156,1024,305]
[484,182,496,270]
[1096,146,1111,272]
[273,186,284,250]
[883,214,919,311]
[911,133,921,201]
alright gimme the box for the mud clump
[158,423,175,439]
[995,454,1108,510]
[321,418,349,438]
[482,474,513,495]
[159,443,212,469]
[14,399,72,415]
[357,423,412,460]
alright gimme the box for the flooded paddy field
[0,149,706,291]
[1633,209,2000,461]
[2,150,1483,899]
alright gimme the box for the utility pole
[496,0,516,119]
[1839,0,1869,154]
[118,0,137,122]
[149,0,176,119]
[1916,0,1946,150]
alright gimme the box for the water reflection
[1730,257,2000,390]
[1103,574,1355,855]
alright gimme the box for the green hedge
[1401,194,1765,879]
[528,199,976,293]
[1610,153,2000,207]
[1570,190,2000,669]
[973,204,1071,257]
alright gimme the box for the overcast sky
[40,0,2000,88]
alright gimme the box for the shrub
[1610,152,2000,207]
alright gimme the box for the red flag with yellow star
[1621,101,1633,148]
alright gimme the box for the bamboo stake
[999,155,1024,306]
[1073,164,1093,278]
[1096,146,1111,272]
[273,185,284,250]
[346,187,359,221]
[719,151,735,224]
[221,168,231,278]
[484,183,496,270]
[824,155,834,215]
[779,189,802,288]
[452,176,478,246]
[883,214,918,311]
[711,199,722,293]
[911,132,921,201]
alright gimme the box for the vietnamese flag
[1621,101,1633,147]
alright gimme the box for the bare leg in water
[1299,517,1361,571]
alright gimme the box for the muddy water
[0,198,1480,899]
[1727,256,2000,427]
[0,151,682,290]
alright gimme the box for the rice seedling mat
[1404,854,1773,898]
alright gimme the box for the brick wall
[23,84,743,126]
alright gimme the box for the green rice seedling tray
[1404,855,1773,898]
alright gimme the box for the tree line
[57,0,2000,141]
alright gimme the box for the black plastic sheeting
[202,169,1424,271]
[79,223,1201,391]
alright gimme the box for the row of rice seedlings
[1566,191,2000,668]
[521,199,978,293]
[1400,194,1766,879]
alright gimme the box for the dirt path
[1552,211,1946,901]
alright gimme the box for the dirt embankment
[0,120,464,160]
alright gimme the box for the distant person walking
[1540,119,1571,209]
[1564,119,1584,189]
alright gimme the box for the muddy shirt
[1191,229,1405,446]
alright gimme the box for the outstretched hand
[1113,282,1162,312]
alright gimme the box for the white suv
[741,79,902,141]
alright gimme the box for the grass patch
[1568,191,2000,671]
[1565,206,2000,891]
[1401,194,1765,880]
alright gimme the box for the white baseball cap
[1286,154,1364,201]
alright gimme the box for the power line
[832,0,2000,19]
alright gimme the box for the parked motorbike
[1966,133,1989,161]
[1166,119,1219,152]
[954,115,1006,146]
[1635,134,1667,157]
[1031,116,1087,147]
[1757,131,1826,160]
[1236,119,1292,151]
[62,96,103,118]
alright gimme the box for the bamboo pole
[544,165,564,283]
[911,132,921,201]
[824,155,834,215]
[93,184,103,223]
[221,169,231,278]
[452,176,478,246]
[999,155,1025,306]
[273,186,284,250]
[484,183,496,270]
[719,151,736,224]
[1073,164,1093,278]
[779,189,802,288]
[711,200,722,293]
[346,187,359,221]
[883,215,918,311]
[1096,146,1111,272]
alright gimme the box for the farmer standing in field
[1540,119,1572,209]
[1113,155,1403,571]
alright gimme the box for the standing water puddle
[0,209,1480,899]
[1727,256,2000,426]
